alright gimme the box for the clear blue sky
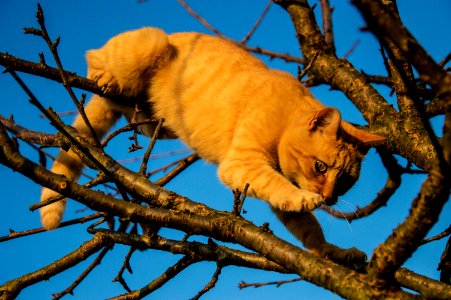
[0,1,450,299]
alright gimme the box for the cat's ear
[341,121,386,146]
[308,108,341,137]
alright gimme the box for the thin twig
[0,213,106,242]
[33,5,100,147]
[102,119,159,148]
[240,0,272,44]
[239,277,302,289]
[7,69,116,184]
[113,247,136,293]
[191,264,222,300]
[298,50,320,81]
[438,52,451,68]
[109,256,198,300]
[233,183,249,216]
[242,45,305,64]
[319,0,335,52]
[420,225,451,245]
[0,233,109,299]
[176,0,225,38]
[119,149,191,165]
[139,118,164,174]
[176,0,305,64]
[53,244,114,300]
[26,4,101,147]
[29,173,110,211]
[342,39,361,58]
[154,154,199,186]
[39,109,77,119]
[128,104,145,152]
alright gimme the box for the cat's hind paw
[320,244,367,270]
[88,68,120,94]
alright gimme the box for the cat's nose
[323,194,338,206]
[321,185,336,205]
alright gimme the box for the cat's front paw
[271,190,324,212]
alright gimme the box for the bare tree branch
[240,0,272,44]
[26,4,101,147]
[273,0,437,171]
[0,112,423,300]
[0,233,108,299]
[351,0,451,99]
[1,2,450,299]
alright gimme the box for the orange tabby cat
[40,28,384,264]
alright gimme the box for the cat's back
[167,32,266,69]
[149,31,319,163]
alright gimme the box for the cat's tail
[40,95,121,230]
[86,27,175,98]
[40,27,173,230]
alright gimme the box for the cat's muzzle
[325,196,338,206]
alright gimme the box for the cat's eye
[315,160,328,173]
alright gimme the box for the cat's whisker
[338,199,360,219]
[334,203,354,235]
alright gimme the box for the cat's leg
[86,27,175,97]
[40,95,121,230]
[273,209,367,267]
[217,150,324,212]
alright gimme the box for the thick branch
[0,116,420,300]
[395,268,451,299]
[0,115,64,148]
[369,163,450,278]
[351,0,451,98]
[273,0,437,171]
[88,228,288,274]
[0,52,103,96]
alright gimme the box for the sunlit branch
[369,162,450,279]
[273,0,437,171]
[0,118,422,300]
[319,0,335,53]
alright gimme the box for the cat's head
[277,107,385,206]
